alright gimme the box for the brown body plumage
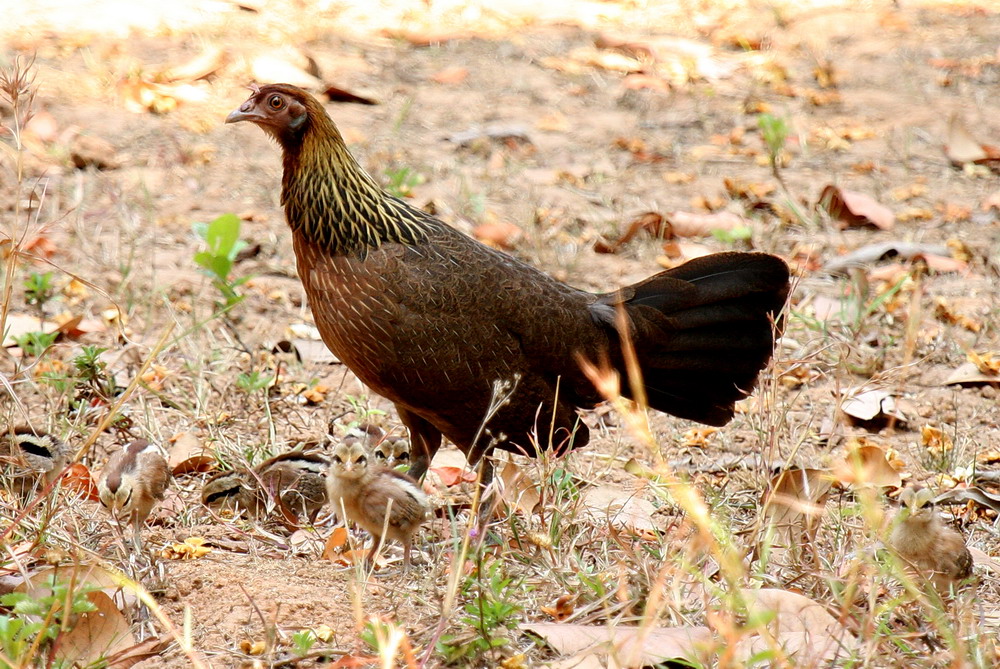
[227,84,790,481]
[327,440,429,569]
[97,439,171,550]
[2,426,69,497]
[890,486,973,592]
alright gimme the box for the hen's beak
[226,103,263,124]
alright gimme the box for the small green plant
[12,330,56,357]
[361,618,405,660]
[383,166,423,198]
[757,113,789,187]
[68,344,118,406]
[193,213,251,312]
[236,370,274,393]
[291,629,317,657]
[437,561,524,664]
[23,271,55,317]
[711,225,754,245]
[0,574,98,668]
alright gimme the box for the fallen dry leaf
[57,590,135,666]
[942,361,1000,386]
[240,639,266,655]
[580,484,657,534]
[823,241,950,275]
[431,66,469,85]
[921,425,953,456]
[540,594,577,622]
[934,487,1000,514]
[250,51,322,90]
[840,387,907,425]
[104,635,172,669]
[668,210,747,237]
[523,622,711,666]
[968,350,1000,375]
[594,211,669,253]
[681,427,718,448]
[322,526,349,561]
[161,536,212,560]
[658,240,714,268]
[499,461,541,515]
[944,114,1000,170]
[819,185,894,230]
[299,384,329,405]
[159,46,228,82]
[168,431,214,475]
[323,84,377,105]
[474,220,523,250]
[62,463,100,502]
[763,467,834,545]
[734,589,857,665]
[969,547,1000,573]
[933,297,981,332]
[430,466,477,487]
[833,440,902,488]
[2,313,68,348]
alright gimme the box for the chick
[327,440,429,570]
[372,435,411,470]
[97,439,171,551]
[889,486,973,592]
[2,426,69,498]
[201,469,258,515]
[201,451,328,524]
[256,450,328,523]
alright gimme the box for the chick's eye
[268,95,284,110]
[357,455,367,465]
[332,455,342,464]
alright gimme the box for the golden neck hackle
[280,109,430,256]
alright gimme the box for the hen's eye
[268,95,284,110]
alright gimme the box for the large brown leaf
[523,622,711,666]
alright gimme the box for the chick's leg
[366,534,383,568]
[396,406,441,481]
[131,514,144,553]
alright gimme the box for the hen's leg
[396,406,442,481]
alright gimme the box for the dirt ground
[1,0,999,667]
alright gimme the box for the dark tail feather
[600,252,790,426]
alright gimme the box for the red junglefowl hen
[227,84,790,483]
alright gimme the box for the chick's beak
[226,101,263,124]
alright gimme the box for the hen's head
[226,83,324,147]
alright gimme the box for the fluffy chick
[202,451,328,524]
[372,434,411,469]
[327,440,429,570]
[256,450,328,523]
[97,440,171,550]
[341,422,411,469]
[201,469,258,515]
[890,486,973,592]
[2,426,69,498]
